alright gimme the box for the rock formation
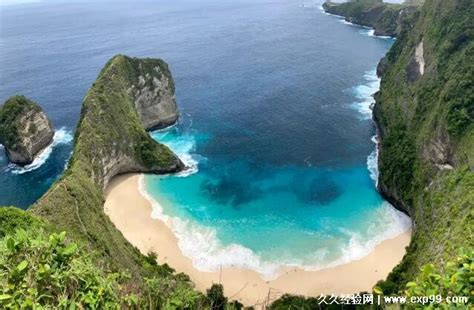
[31,55,183,274]
[0,95,54,165]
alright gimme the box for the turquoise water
[143,69,410,278]
[0,0,410,277]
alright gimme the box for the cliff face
[372,0,473,292]
[31,55,183,273]
[323,0,419,37]
[128,58,179,130]
[0,95,54,165]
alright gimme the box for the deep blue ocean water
[0,0,410,277]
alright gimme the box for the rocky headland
[31,55,184,274]
[322,0,420,37]
[0,95,54,165]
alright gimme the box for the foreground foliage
[0,229,123,308]
[403,249,473,307]
[0,221,246,309]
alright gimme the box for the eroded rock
[0,95,54,165]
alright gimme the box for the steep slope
[323,0,419,37]
[0,95,54,165]
[31,55,184,275]
[372,0,474,292]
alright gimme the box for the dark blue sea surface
[0,0,410,275]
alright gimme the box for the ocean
[0,0,410,278]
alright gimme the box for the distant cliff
[31,55,183,274]
[323,0,420,37]
[0,95,54,165]
[372,0,473,293]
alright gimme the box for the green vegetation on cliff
[31,55,183,273]
[372,0,474,294]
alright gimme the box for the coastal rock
[376,57,388,78]
[32,55,184,273]
[0,95,54,165]
[128,62,179,130]
[406,40,425,83]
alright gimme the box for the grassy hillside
[372,0,474,293]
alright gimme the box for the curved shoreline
[105,173,411,306]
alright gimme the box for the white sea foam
[333,203,411,266]
[298,203,411,272]
[7,128,73,174]
[359,29,376,37]
[140,162,411,279]
[351,69,380,120]
[367,135,379,185]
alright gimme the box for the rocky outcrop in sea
[0,95,54,165]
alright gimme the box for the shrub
[403,249,473,307]
[0,207,41,238]
[0,229,124,309]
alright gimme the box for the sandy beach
[104,174,411,307]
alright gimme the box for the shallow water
[0,0,409,275]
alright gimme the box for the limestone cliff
[0,95,54,165]
[372,0,473,293]
[31,55,183,274]
[128,58,179,130]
